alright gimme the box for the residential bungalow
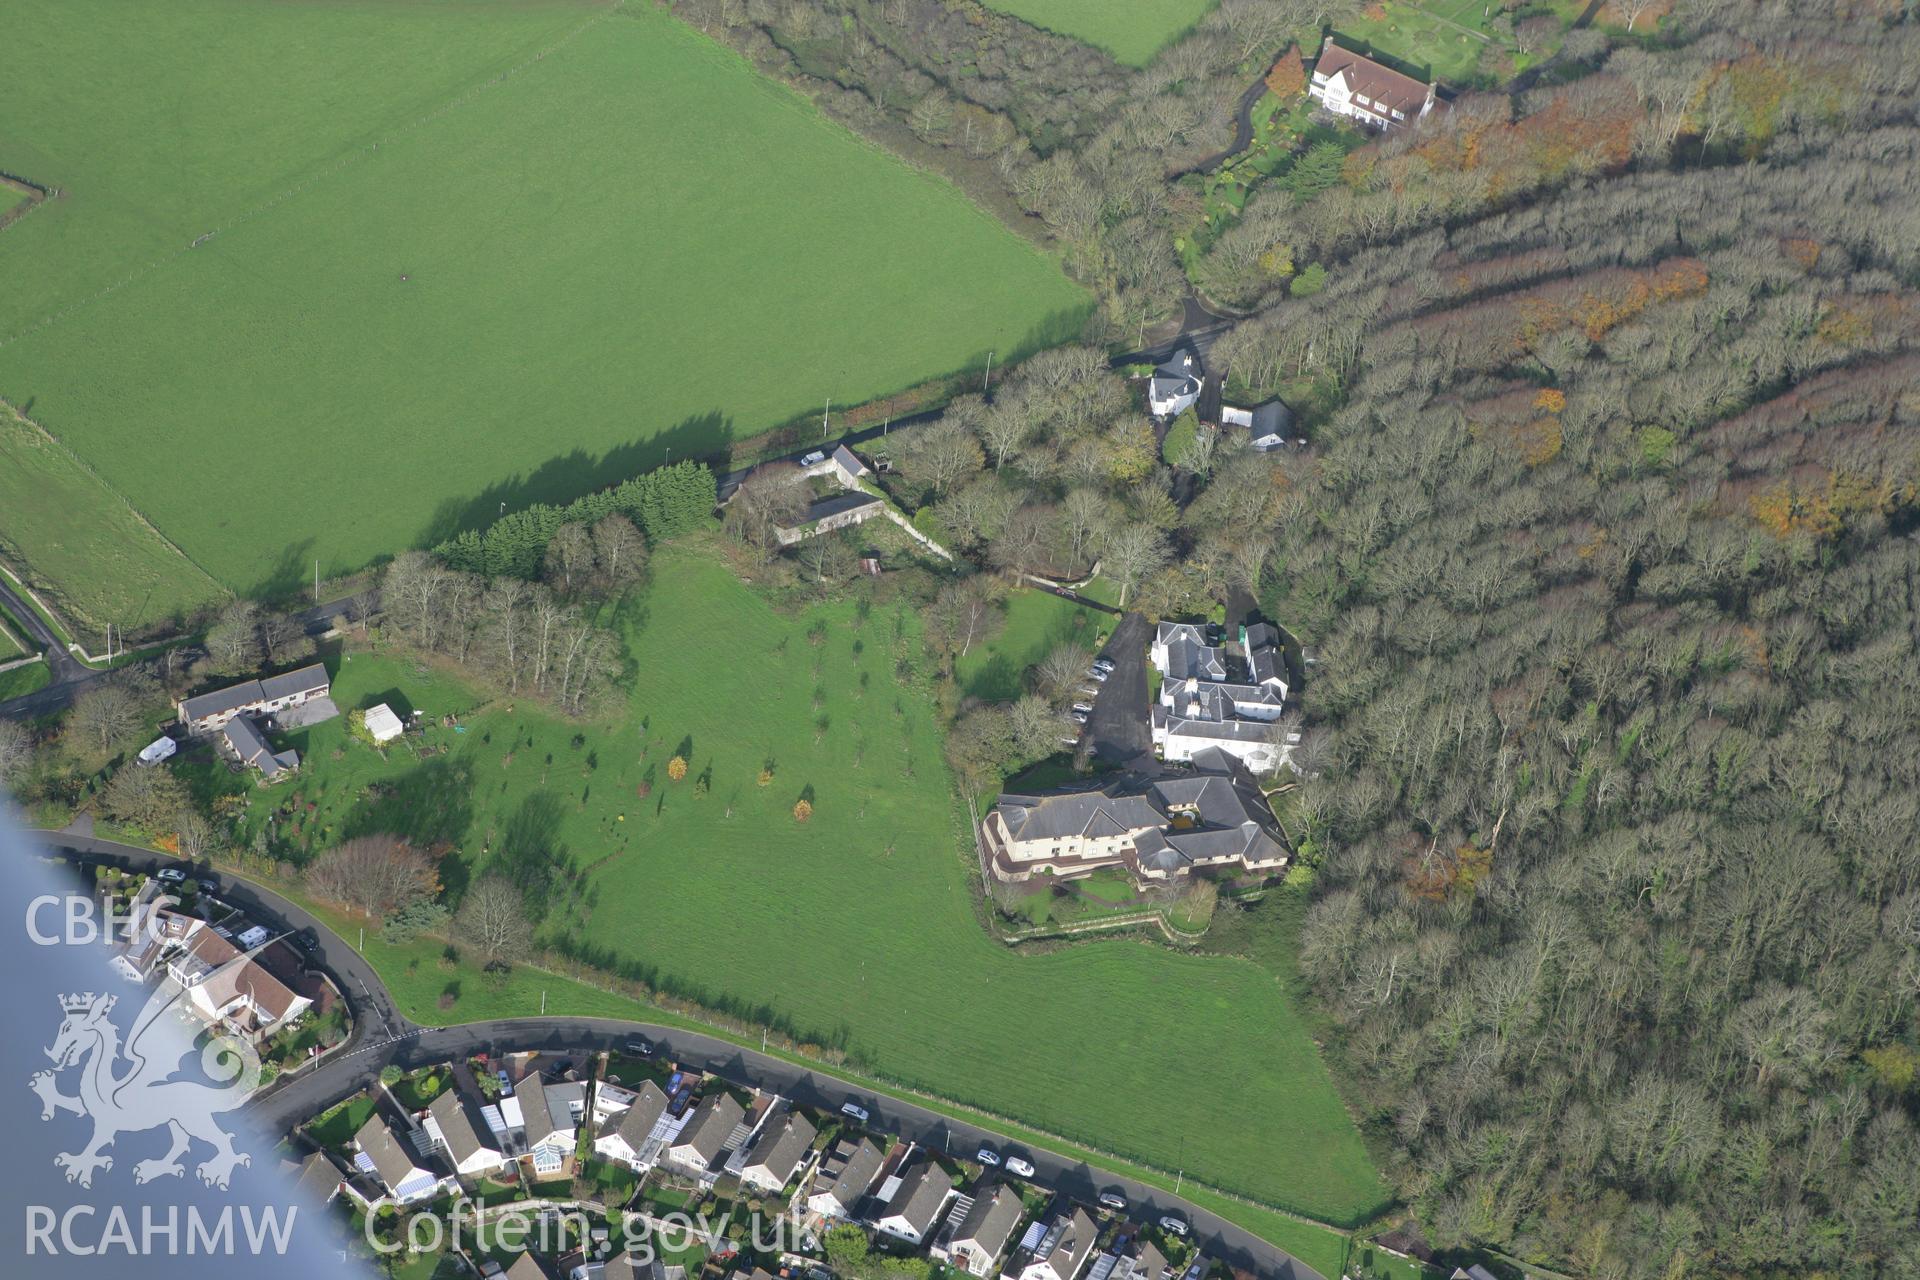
[982,747,1288,888]
[604,1257,686,1280]
[517,1073,588,1177]
[353,1114,439,1205]
[873,1157,955,1245]
[593,1080,671,1170]
[1090,1240,1170,1280]
[1013,1209,1099,1280]
[184,949,312,1043]
[1307,37,1445,132]
[1146,345,1205,419]
[736,1108,817,1195]
[504,1253,558,1280]
[662,1092,745,1180]
[1218,399,1295,452]
[931,1183,1025,1277]
[773,492,884,547]
[178,663,331,736]
[284,1151,343,1206]
[806,1137,883,1220]
[223,713,300,781]
[425,1086,509,1178]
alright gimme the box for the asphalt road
[0,588,376,721]
[35,830,1325,1280]
[1087,611,1154,768]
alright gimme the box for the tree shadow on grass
[490,791,572,925]
[341,757,475,852]
[413,412,733,550]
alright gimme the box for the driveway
[1086,611,1154,768]
[33,833,1328,1280]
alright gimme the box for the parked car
[627,1038,655,1058]
[841,1101,870,1123]
[1093,657,1116,673]
[197,879,219,894]
[1098,1191,1128,1212]
[1070,711,1089,724]
[1158,1216,1189,1237]
[155,868,187,884]
[1086,668,1109,682]
[799,450,827,467]
[1071,703,1094,714]
[1005,1157,1037,1179]
[975,1148,1001,1167]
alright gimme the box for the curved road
[37,832,1327,1280]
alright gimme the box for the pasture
[983,0,1217,66]
[0,0,1086,594]
[219,547,1385,1224]
[0,403,224,645]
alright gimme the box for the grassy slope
[0,663,52,702]
[226,549,1383,1224]
[0,1,1087,592]
[983,0,1216,66]
[0,404,224,639]
[954,587,1109,701]
[1333,1,1506,84]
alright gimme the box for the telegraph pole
[983,351,994,394]
[821,398,831,439]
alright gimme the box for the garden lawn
[954,587,1109,701]
[1332,1,1516,85]
[0,0,1086,595]
[228,547,1385,1226]
[983,0,1216,65]
[0,404,224,644]
[0,663,53,703]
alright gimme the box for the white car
[1097,1191,1127,1212]
[1005,1157,1036,1179]
[1158,1216,1189,1237]
[975,1148,1001,1167]
[799,450,828,467]
[1071,703,1094,714]
[840,1101,870,1124]
[1086,668,1109,682]
[155,868,188,884]
[1093,658,1116,673]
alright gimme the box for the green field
[216,547,1383,1224]
[0,0,1086,594]
[0,663,53,703]
[984,0,1217,66]
[1334,1,1525,85]
[955,587,1109,701]
[0,404,224,642]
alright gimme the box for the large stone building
[981,748,1289,887]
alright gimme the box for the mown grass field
[954,587,1109,701]
[0,404,224,643]
[984,0,1216,65]
[1334,1,1521,85]
[214,548,1384,1225]
[0,0,1087,594]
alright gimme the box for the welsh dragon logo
[29,979,262,1190]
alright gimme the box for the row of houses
[173,662,336,781]
[305,1047,1217,1280]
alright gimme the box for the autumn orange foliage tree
[1265,46,1306,99]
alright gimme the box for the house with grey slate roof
[806,1137,884,1220]
[982,747,1289,887]
[425,1086,508,1178]
[736,1108,817,1194]
[931,1183,1026,1276]
[178,663,331,735]
[873,1157,955,1245]
[1147,344,1205,419]
[1150,622,1294,774]
[593,1080,671,1170]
